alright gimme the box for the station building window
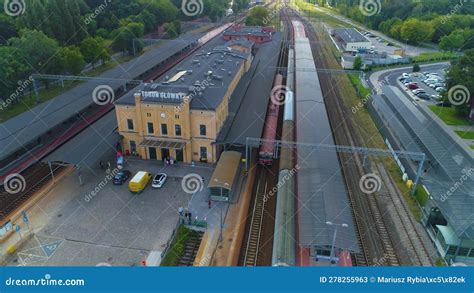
[199,124,206,136]
[161,124,168,136]
[147,122,154,134]
[175,124,182,136]
[127,119,134,131]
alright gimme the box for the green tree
[353,56,363,70]
[57,46,85,74]
[111,22,145,54]
[0,15,18,45]
[439,31,465,51]
[400,19,434,44]
[412,64,420,72]
[80,37,110,67]
[0,46,29,98]
[245,6,269,26]
[8,29,60,74]
[444,49,474,118]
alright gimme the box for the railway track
[0,163,68,222]
[242,168,268,266]
[238,10,293,266]
[376,165,433,266]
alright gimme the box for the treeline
[0,0,239,99]
[321,0,474,50]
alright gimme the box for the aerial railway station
[3,1,472,269]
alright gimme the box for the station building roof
[333,28,370,44]
[116,39,252,111]
[208,151,242,190]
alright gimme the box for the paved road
[314,7,438,57]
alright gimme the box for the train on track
[258,74,283,165]
[271,13,297,267]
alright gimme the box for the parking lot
[363,33,400,55]
[398,67,448,104]
[5,158,223,266]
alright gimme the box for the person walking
[99,161,104,170]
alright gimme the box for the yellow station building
[114,40,254,164]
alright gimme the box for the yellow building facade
[115,42,252,164]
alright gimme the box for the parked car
[436,87,446,92]
[407,83,419,90]
[431,94,442,101]
[152,173,168,188]
[416,93,431,100]
[129,171,153,193]
[436,101,451,107]
[402,72,410,78]
[113,170,131,185]
[412,89,425,94]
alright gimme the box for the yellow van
[128,171,153,193]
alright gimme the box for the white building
[332,28,372,52]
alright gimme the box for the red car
[407,83,418,90]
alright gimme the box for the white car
[412,89,425,94]
[435,87,446,93]
[402,73,410,78]
[152,173,167,188]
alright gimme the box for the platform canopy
[208,151,242,201]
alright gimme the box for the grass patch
[414,184,429,207]
[471,145,474,149]
[412,52,459,63]
[455,130,474,140]
[428,105,471,126]
[160,225,200,266]
[347,74,371,99]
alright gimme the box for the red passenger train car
[259,74,283,165]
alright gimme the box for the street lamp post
[326,221,348,264]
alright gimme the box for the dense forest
[0,0,249,99]
[315,0,474,50]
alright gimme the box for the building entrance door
[149,147,157,160]
[161,148,170,161]
[176,149,184,162]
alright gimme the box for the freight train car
[258,74,283,165]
